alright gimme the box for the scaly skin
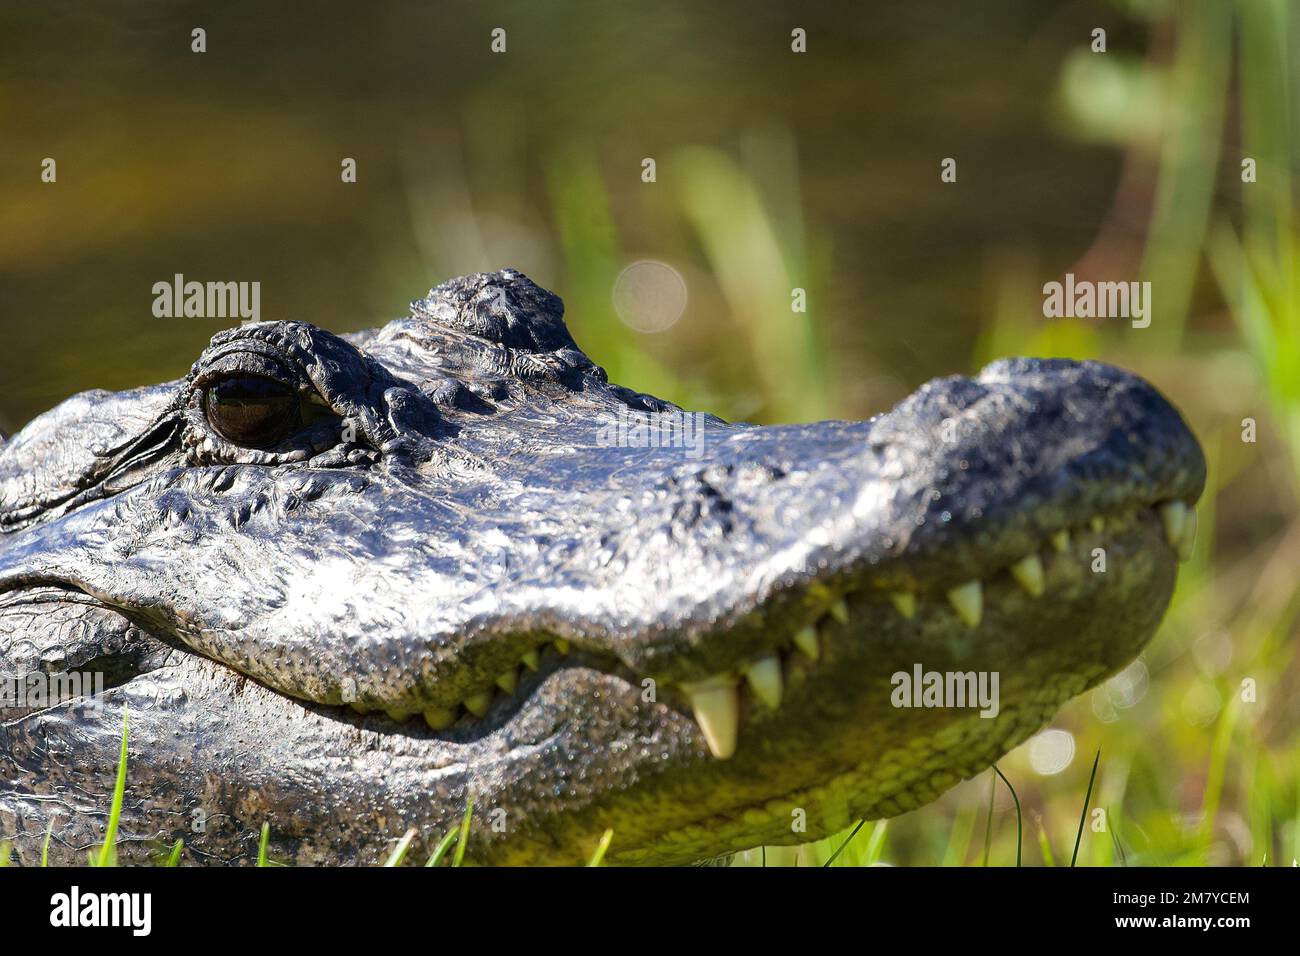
[0,270,1204,865]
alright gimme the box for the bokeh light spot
[612,260,687,333]
[1027,729,1076,776]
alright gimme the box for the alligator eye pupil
[204,376,299,447]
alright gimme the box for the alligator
[0,270,1205,865]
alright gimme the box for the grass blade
[451,799,474,867]
[940,801,978,867]
[424,826,460,867]
[383,828,417,867]
[94,706,129,867]
[586,828,614,866]
[256,822,271,867]
[1108,806,1128,865]
[1071,748,1102,867]
[1196,696,1239,860]
[992,765,1022,867]
[165,839,184,867]
[1036,814,1057,867]
[982,772,996,866]
[862,819,889,865]
[41,815,57,867]
[822,819,867,867]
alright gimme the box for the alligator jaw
[1,492,1185,866]
[0,271,1205,865]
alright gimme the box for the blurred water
[0,0,1131,430]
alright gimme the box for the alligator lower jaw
[607,660,1110,865]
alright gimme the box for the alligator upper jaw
[0,357,1204,719]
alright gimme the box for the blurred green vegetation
[1,0,1296,866]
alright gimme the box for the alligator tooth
[1158,501,1187,548]
[792,625,820,660]
[553,639,571,655]
[463,692,492,718]
[423,707,457,730]
[349,703,370,716]
[1009,554,1045,597]
[829,599,849,624]
[889,591,916,620]
[1050,530,1070,553]
[683,676,740,760]
[495,668,519,695]
[947,581,982,628]
[744,656,783,708]
[521,649,541,671]
[1176,509,1197,562]
[1090,516,1104,533]
[384,708,413,723]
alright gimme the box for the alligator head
[0,270,1204,865]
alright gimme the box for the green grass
[450,800,474,868]
[164,839,184,867]
[586,829,615,867]
[87,706,129,867]
[992,767,1023,867]
[424,825,461,867]
[382,828,417,867]
[1071,750,1102,867]
[41,818,56,867]
[822,820,867,867]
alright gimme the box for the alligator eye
[203,375,300,448]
